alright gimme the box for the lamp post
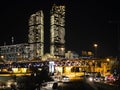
[94,44,98,58]
[60,47,65,58]
[0,55,5,63]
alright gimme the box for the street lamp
[0,55,5,63]
[60,47,65,58]
[94,44,98,58]
[1,55,4,59]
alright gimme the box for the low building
[0,43,30,62]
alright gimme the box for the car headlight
[89,77,93,82]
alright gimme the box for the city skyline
[0,0,119,57]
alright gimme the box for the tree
[16,66,53,90]
[110,60,120,75]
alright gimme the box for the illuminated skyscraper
[50,4,65,57]
[28,10,44,60]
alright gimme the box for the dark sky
[0,0,119,57]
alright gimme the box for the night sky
[0,0,119,57]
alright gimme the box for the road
[57,80,95,90]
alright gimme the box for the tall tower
[50,4,65,58]
[28,10,44,60]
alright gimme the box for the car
[94,76,101,82]
[104,75,116,83]
[61,76,70,82]
[41,81,55,89]
[84,75,94,82]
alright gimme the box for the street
[57,80,95,90]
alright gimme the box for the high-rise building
[28,10,44,60]
[50,4,65,57]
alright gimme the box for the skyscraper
[50,4,65,57]
[28,10,44,60]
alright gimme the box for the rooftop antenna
[11,36,14,44]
